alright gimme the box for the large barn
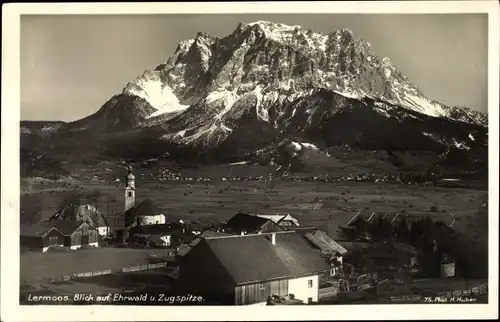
[180,231,329,305]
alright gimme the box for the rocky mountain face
[21,21,488,176]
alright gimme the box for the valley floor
[19,177,488,305]
[21,178,487,241]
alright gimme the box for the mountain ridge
[20,20,488,178]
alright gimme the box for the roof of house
[303,230,348,255]
[50,220,86,235]
[20,221,60,237]
[177,230,231,257]
[285,226,318,234]
[52,204,108,227]
[188,222,204,231]
[256,214,299,226]
[224,213,272,232]
[442,252,455,264]
[198,231,329,285]
[337,241,371,252]
[129,223,182,235]
[127,199,162,216]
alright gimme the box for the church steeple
[124,166,136,212]
[126,165,135,189]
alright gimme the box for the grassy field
[21,177,486,240]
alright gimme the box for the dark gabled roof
[52,204,109,227]
[199,231,329,285]
[337,241,370,252]
[441,252,455,264]
[20,221,60,237]
[188,222,204,231]
[224,213,270,232]
[177,230,232,257]
[129,223,182,235]
[128,199,162,216]
[50,220,86,235]
[285,226,318,235]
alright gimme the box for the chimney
[271,233,276,245]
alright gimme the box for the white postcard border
[1,1,498,321]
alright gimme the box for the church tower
[124,165,136,212]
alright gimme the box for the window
[308,279,313,288]
[128,191,133,197]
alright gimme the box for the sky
[21,14,488,121]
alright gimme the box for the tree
[395,217,411,244]
[371,217,392,241]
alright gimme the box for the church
[122,166,166,228]
[113,166,168,245]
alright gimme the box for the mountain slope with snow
[22,21,488,176]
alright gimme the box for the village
[20,166,488,305]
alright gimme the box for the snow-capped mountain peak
[80,20,486,152]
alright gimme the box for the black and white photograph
[1,1,499,321]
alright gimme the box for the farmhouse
[128,222,185,247]
[52,220,100,250]
[223,212,283,235]
[128,233,168,248]
[180,231,329,305]
[51,203,110,238]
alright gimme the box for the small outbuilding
[20,222,65,252]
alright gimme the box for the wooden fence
[437,284,488,298]
[22,261,170,284]
[388,284,488,302]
